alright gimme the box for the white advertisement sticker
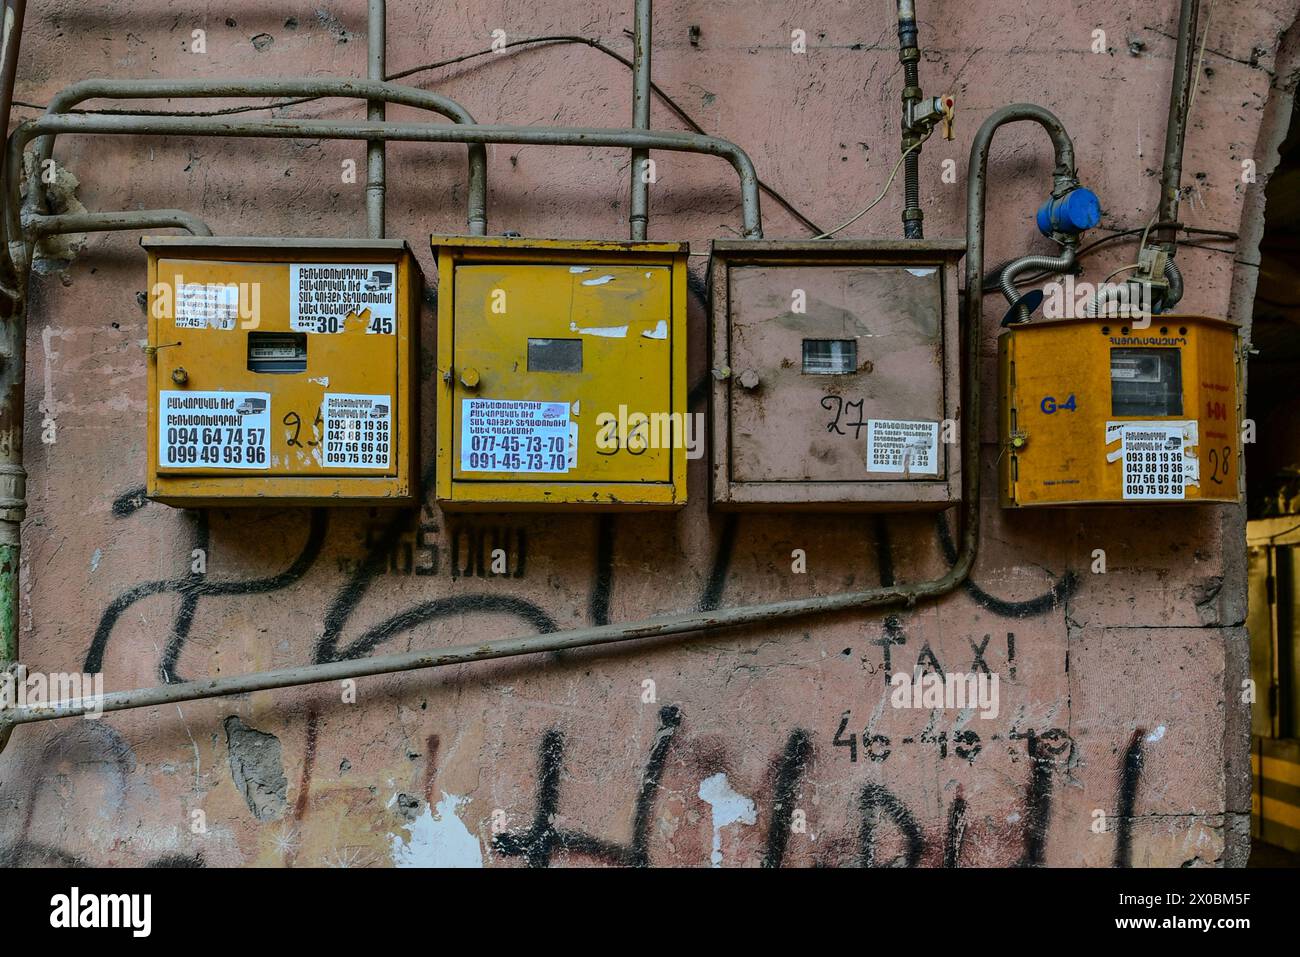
[1106,420,1197,500]
[322,393,392,469]
[461,399,574,473]
[866,419,940,475]
[174,281,240,330]
[290,263,397,334]
[160,391,270,469]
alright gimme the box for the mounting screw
[737,369,760,390]
[171,367,189,385]
[1009,431,1028,450]
[459,367,480,390]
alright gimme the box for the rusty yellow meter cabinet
[434,237,689,511]
[709,240,965,509]
[999,315,1242,506]
[144,237,420,506]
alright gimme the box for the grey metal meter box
[709,239,965,509]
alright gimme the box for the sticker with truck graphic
[322,393,392,469]
[289,264,396,334]
[159,391,271,469]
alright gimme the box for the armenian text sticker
[461,399,574,473]
[160,391,270,469]
[290,264,396,334]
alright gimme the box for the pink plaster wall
[2,0,1297,867]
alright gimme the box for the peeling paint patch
[641,320,669,340]
[581,275,615,286]
[390,793,483,868]
[223,716,288,821]
[907,268,937,277]
[569,321,628,338]
[1146,725,1166,743]
[569,266,591,274]
[308,376,330,387]
[698,773,755,867]
[89,548,102,572]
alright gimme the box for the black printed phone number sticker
[160,390,271,470]
[322,392,392,469]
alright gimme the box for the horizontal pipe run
[24,77,489,240]
[9,114,763,242]
[26,209,212,238]
[2,571,971,725]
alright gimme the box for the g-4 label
[1040,394,1077,414]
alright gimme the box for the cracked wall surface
[1,0,1297,867]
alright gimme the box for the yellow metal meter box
[433,237,689,511]
[999,315,1242,506]
[708,240,965,509]
[143,237,420,506]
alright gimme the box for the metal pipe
[999,247,1077,325]
[629,0,652,240]
[1084,259,1183,318]
[26,209,212,238]
[366,0,386,239]
[0,0,25,754]
[968,103,1080,369]
[1163,257,1183,307]
[0,0,27,297]
[8,114,765,246]
[2,536,990,724]
[24,78,489,238]
[897,0,924,238]
[1155,0,1200,249]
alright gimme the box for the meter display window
[1110,347,1183,416]
[802,339,857,374]
[527,338,583,373]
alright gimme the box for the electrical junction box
[433,236,689,511]
[708,240,965,509]
[999,315,1243,506]
[143,237,419,506]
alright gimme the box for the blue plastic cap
[1036,187,1102,236]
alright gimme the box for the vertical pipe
[629,0,652,240]
[0,0,27,290]
[897,0,923,239]
[0,0,27,752]
[1155,0,1200,248]
[366,0,386,239]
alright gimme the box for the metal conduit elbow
[1163,257,1184,308]
[999,247,1077,325]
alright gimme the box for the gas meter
[143,237,420,506]
[433,236,689,510]
[999,315,1242,506]
[709,239,964,508]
